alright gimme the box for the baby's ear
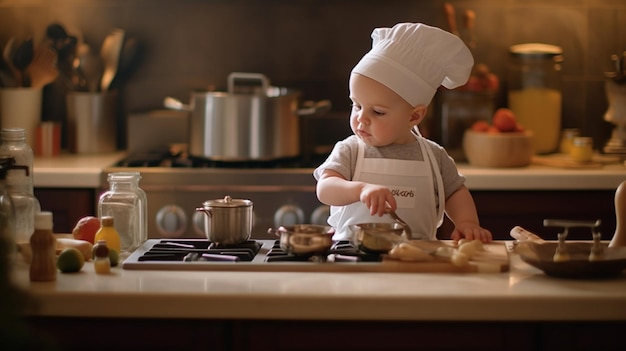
[410,104,428,124]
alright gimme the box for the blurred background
[0,0,625,152]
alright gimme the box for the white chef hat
[351,22,474,107]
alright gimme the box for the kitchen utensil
[73,43,103,92]
[611,180,626,247]
[164,72,331,161]
[268,224,335,255]
[463,9,476,49]
[196,195,253,245]
[12,38,34,87]
[27,47,59,88]
[387,209,412,238]
[99,28,125,92]
[109,36,142,90]
[443,3,459,36]
[2,37,19,86]
[349,222,406,253]
[463,129,533,167]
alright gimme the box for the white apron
[328,135,445,240]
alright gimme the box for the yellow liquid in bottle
[508,88,562,154]
[94,217,121,254]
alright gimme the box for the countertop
[11,251,626,321]
[33,152,626,190]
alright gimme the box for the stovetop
[122,239,386,272]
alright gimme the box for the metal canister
[508,43,563,154]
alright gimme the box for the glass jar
[508,43,563,154]
[5,168,41,246]
[0,128,34,195]
[559,128,580,154]
[570,137,594,162]
[0,157,16,266]
[98,172,146,255]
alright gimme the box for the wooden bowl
[463,130,533,167]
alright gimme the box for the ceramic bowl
[463,130,533,167]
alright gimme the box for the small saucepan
[268,224,335,255]
[196,195,253,245]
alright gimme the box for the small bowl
[349,222,406,253]
[463,130,533,167]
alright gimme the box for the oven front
[102,167,330,240]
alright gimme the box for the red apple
[492,108,517,133]
[72,216,101,244]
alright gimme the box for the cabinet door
[438,190,616,241]
[34,188,97,233]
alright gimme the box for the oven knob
[155,205,187,238]
[310,205,330,225]
[192,211,206,237]
[274,205,305,226]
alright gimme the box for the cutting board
[532,153,620,169]
[379,240,510,273]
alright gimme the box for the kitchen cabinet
[438,189,616,241]
[34,188,97,233]
[24,317,623,351]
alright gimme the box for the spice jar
[93,240,111,274]
[559,128,580,154]
[570,137,594,162]
[508,43,563,154]
[29,211,57,282]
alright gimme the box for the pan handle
[227,72,270,94]
[296,99,332,116]
[163,96,191,111]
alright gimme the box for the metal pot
[268,224,335,255]
[196,195,253,245]
[164,72,331,161]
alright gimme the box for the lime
[109,249,119,267]
[57,247,85,273]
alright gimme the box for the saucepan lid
[201,195,252,208]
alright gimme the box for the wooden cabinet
[34,188,98,233]
[438,190,616,241]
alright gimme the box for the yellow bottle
[94,216,121,255]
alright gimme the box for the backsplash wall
[0,0,625,152]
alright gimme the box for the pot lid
[509,43,563,58]
[202,195,252,208]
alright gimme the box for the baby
[313,23,492,243]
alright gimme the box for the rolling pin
[609,180,626,247]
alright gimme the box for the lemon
[57,247,85,273]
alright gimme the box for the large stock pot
[164,72,331,161]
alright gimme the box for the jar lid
[202,195,253,208]
[510,43,563,58]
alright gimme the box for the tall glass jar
[508,43,563,154]
[0,157,16,266]
[0,128,34,194]
[98,172,147,256]
[5,168,41,246]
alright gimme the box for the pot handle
[296,99,332,116]
[228,72,270,95]
[164,96,191,111]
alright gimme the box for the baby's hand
[450,222,492,243]
[359,184,395,217]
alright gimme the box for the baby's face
[349,73,418,147]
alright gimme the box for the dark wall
[1,0,625,151]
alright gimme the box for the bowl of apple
[463,108,534,168]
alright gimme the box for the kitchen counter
[33,152,626,190]
[11,252,626,322]
[33,152,125,188]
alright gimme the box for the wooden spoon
[27,46,59,88]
